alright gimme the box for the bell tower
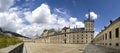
[84,10,94,31]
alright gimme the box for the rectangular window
[82,41,83,43]
[65,34,66,37]
[105,43,107,45]
[109,43,112,46]
[109,31,112,39]
[115,28,119,38]
[105,33,107,40]
[82,35,83,36]
[116,43,119,46]
[103,35,104,40]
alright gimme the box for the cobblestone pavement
[83,44,120,53]
[23,43,86,53]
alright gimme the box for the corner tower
[84,11,94,32]
[84,10,94,44]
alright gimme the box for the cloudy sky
[0,0,120,38]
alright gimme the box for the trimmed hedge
[0,34,23,49]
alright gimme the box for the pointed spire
[76,25,77,28]
[69,24,70,28]
[88,9,91,20]
[74,26,75,29]
[58,27,60,31]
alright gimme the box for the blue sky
[0,0,120,37]
[14,0,120,31]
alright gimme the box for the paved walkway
[23,43,120,53]
[23,43,85,53]
[83,44,120,53]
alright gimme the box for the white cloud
[0,12,23,32]
[75,22,84,28]
[9,7,19,12]
[23,3,84,37]
[16,23,63,38]
[0,0,14,12]
[17,24,41,38]
[85,11,98,19]
[0,3,85,38]
[68,17,84,28]
[94,31,99,37]
[25,3,57,24]
[55,8,67,15]
[69,17,77,23]
[57,18,66,25]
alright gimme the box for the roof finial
[76,25,77,28]
[58,27,60,31]
[88,9,91,20]
[69,24,70,28]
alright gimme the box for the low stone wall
[0,43,24,53]
[9,43,24,53]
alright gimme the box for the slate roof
[71,28,84,32]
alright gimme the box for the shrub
[0,34,23,49]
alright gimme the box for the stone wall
[93,17,120,50]
[0,43,24,53]
[9,43,24,53]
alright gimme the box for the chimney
[104,26,107,29]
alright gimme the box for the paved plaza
[83,44,120,53]
[23,43,85,53]
[23,43,120,53]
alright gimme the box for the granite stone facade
[93,17,120,50]
[36,13,94,44]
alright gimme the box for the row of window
[72,40,88,43]
[98,28,119,41]
[105,28,119,40]
[66,34,93,37]
[72,37,92,39]
[85,23,93,26]
[86,28,94,30]
[101,43,119,46]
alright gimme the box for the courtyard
[23,42,120,53]
[23,42,85,53]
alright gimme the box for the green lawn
[0,34,23,49]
